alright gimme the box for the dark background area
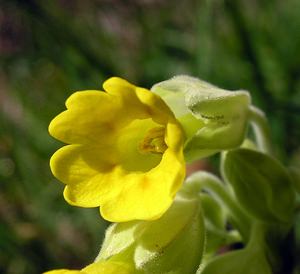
[0,0,299,273]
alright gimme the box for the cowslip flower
[49,77,185,222]
[43,260,133,274]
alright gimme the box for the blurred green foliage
[0,0,299,273]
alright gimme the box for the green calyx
[151,75,251,162]
[96,194,205,274]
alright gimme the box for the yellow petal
[50,144,120,207]
[165,121,185,154]
[103,77,153,121]
[49,79,174,146]
[103,77,174,124]
[49,90,121,145]
[100,148,185,222]
[43,261,133,274]
[63,167,125,207]
[135,86,175,124]
[83,261,133,274]
[43,269,82,274]
[50,144,117,185]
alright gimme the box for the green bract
[223,148,295,223]
[151,75,251,162]
[96,194,205,274]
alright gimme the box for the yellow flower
[49,77,185,222]
[43,260,133,274]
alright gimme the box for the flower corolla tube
[49,77,185,222]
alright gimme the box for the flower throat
[139,126,167,154]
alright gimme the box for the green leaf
[152,75,251,162]
[200,222,277,274]
[223,148,295,223]
[200,246,272,274]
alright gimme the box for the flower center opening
[139,126,168,154]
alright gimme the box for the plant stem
[184,171,251,242]
[249,105,273,155]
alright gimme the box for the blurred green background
[0,0,300,273]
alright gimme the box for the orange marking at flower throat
[139,127,167,154]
